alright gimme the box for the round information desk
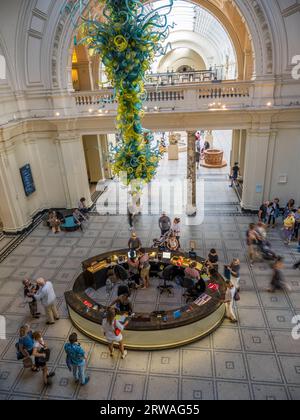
[65,249,226,350]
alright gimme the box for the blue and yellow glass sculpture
[63,0,174,184]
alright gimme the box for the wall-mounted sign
[278,175,288,184]
[20,164,36,197]
[256,184,263,194]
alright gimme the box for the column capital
[55,130,81,143]
[187,130,196,138]
[247,129,274,137]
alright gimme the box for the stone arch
[157,47,207,73]
[235,0,274,76]
[50,0,276,91]
[0,30,17,90]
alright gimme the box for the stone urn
[201,149,227,168]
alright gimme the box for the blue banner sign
[20,164,36,197]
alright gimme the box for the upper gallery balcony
[72,71,269,115]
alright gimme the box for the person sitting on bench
[73,209,87,230]
[48,211,61,234]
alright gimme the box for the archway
[156,47,206,74]
[66,0,255,91]
[52,0,269,92]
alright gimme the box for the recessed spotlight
[55,112,60,117]
[105,110,109,114]
[267,102,272,107]
[98,109,103,114]
[88,109,93,113]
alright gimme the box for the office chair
[157,265,175,295]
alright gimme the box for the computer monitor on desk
[163,252,171,260]
[162,252,172,263]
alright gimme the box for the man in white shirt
[34,278,60,325]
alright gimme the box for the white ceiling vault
[0,0,299,94]
[148,0,237,76]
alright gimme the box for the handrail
[72,80,254,107]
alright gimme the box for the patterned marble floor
[0,135,300,400]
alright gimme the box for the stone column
[231,129,240,168]
[91,55,100,90]
[263,130,278,202]
[99,134,112,179]
[55,131,92,209]
[186,131,197,216]
[238,129,247,177]
[0,135,30,232]
[88,58,95,91]
[244,49,253,80]
[241,126,272,210]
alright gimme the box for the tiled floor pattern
[0,133,299,400]
[0,213,299,400]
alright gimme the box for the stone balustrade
[73,80,254,112]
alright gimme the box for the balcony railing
[199,83,251,99]
[145,70,218,86]
[73,81,255,112]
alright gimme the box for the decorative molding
[281,3,300,18]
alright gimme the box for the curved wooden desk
[65,249,226,350]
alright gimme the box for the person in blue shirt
[230,162,240,187]
[18,324,34,354]
[64,333,89,386]
[17,324,39,371]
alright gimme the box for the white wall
[242,124,300,210]
[0,121,92,232]
[270,129,300,205]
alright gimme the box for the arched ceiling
[150,0,236,55]
[149,1,237,77]
[0,0,298,95]
[157,47,207,72]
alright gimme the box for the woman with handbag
[102,308,129,359]
[16,325,37,371]
[32,331,55,385]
